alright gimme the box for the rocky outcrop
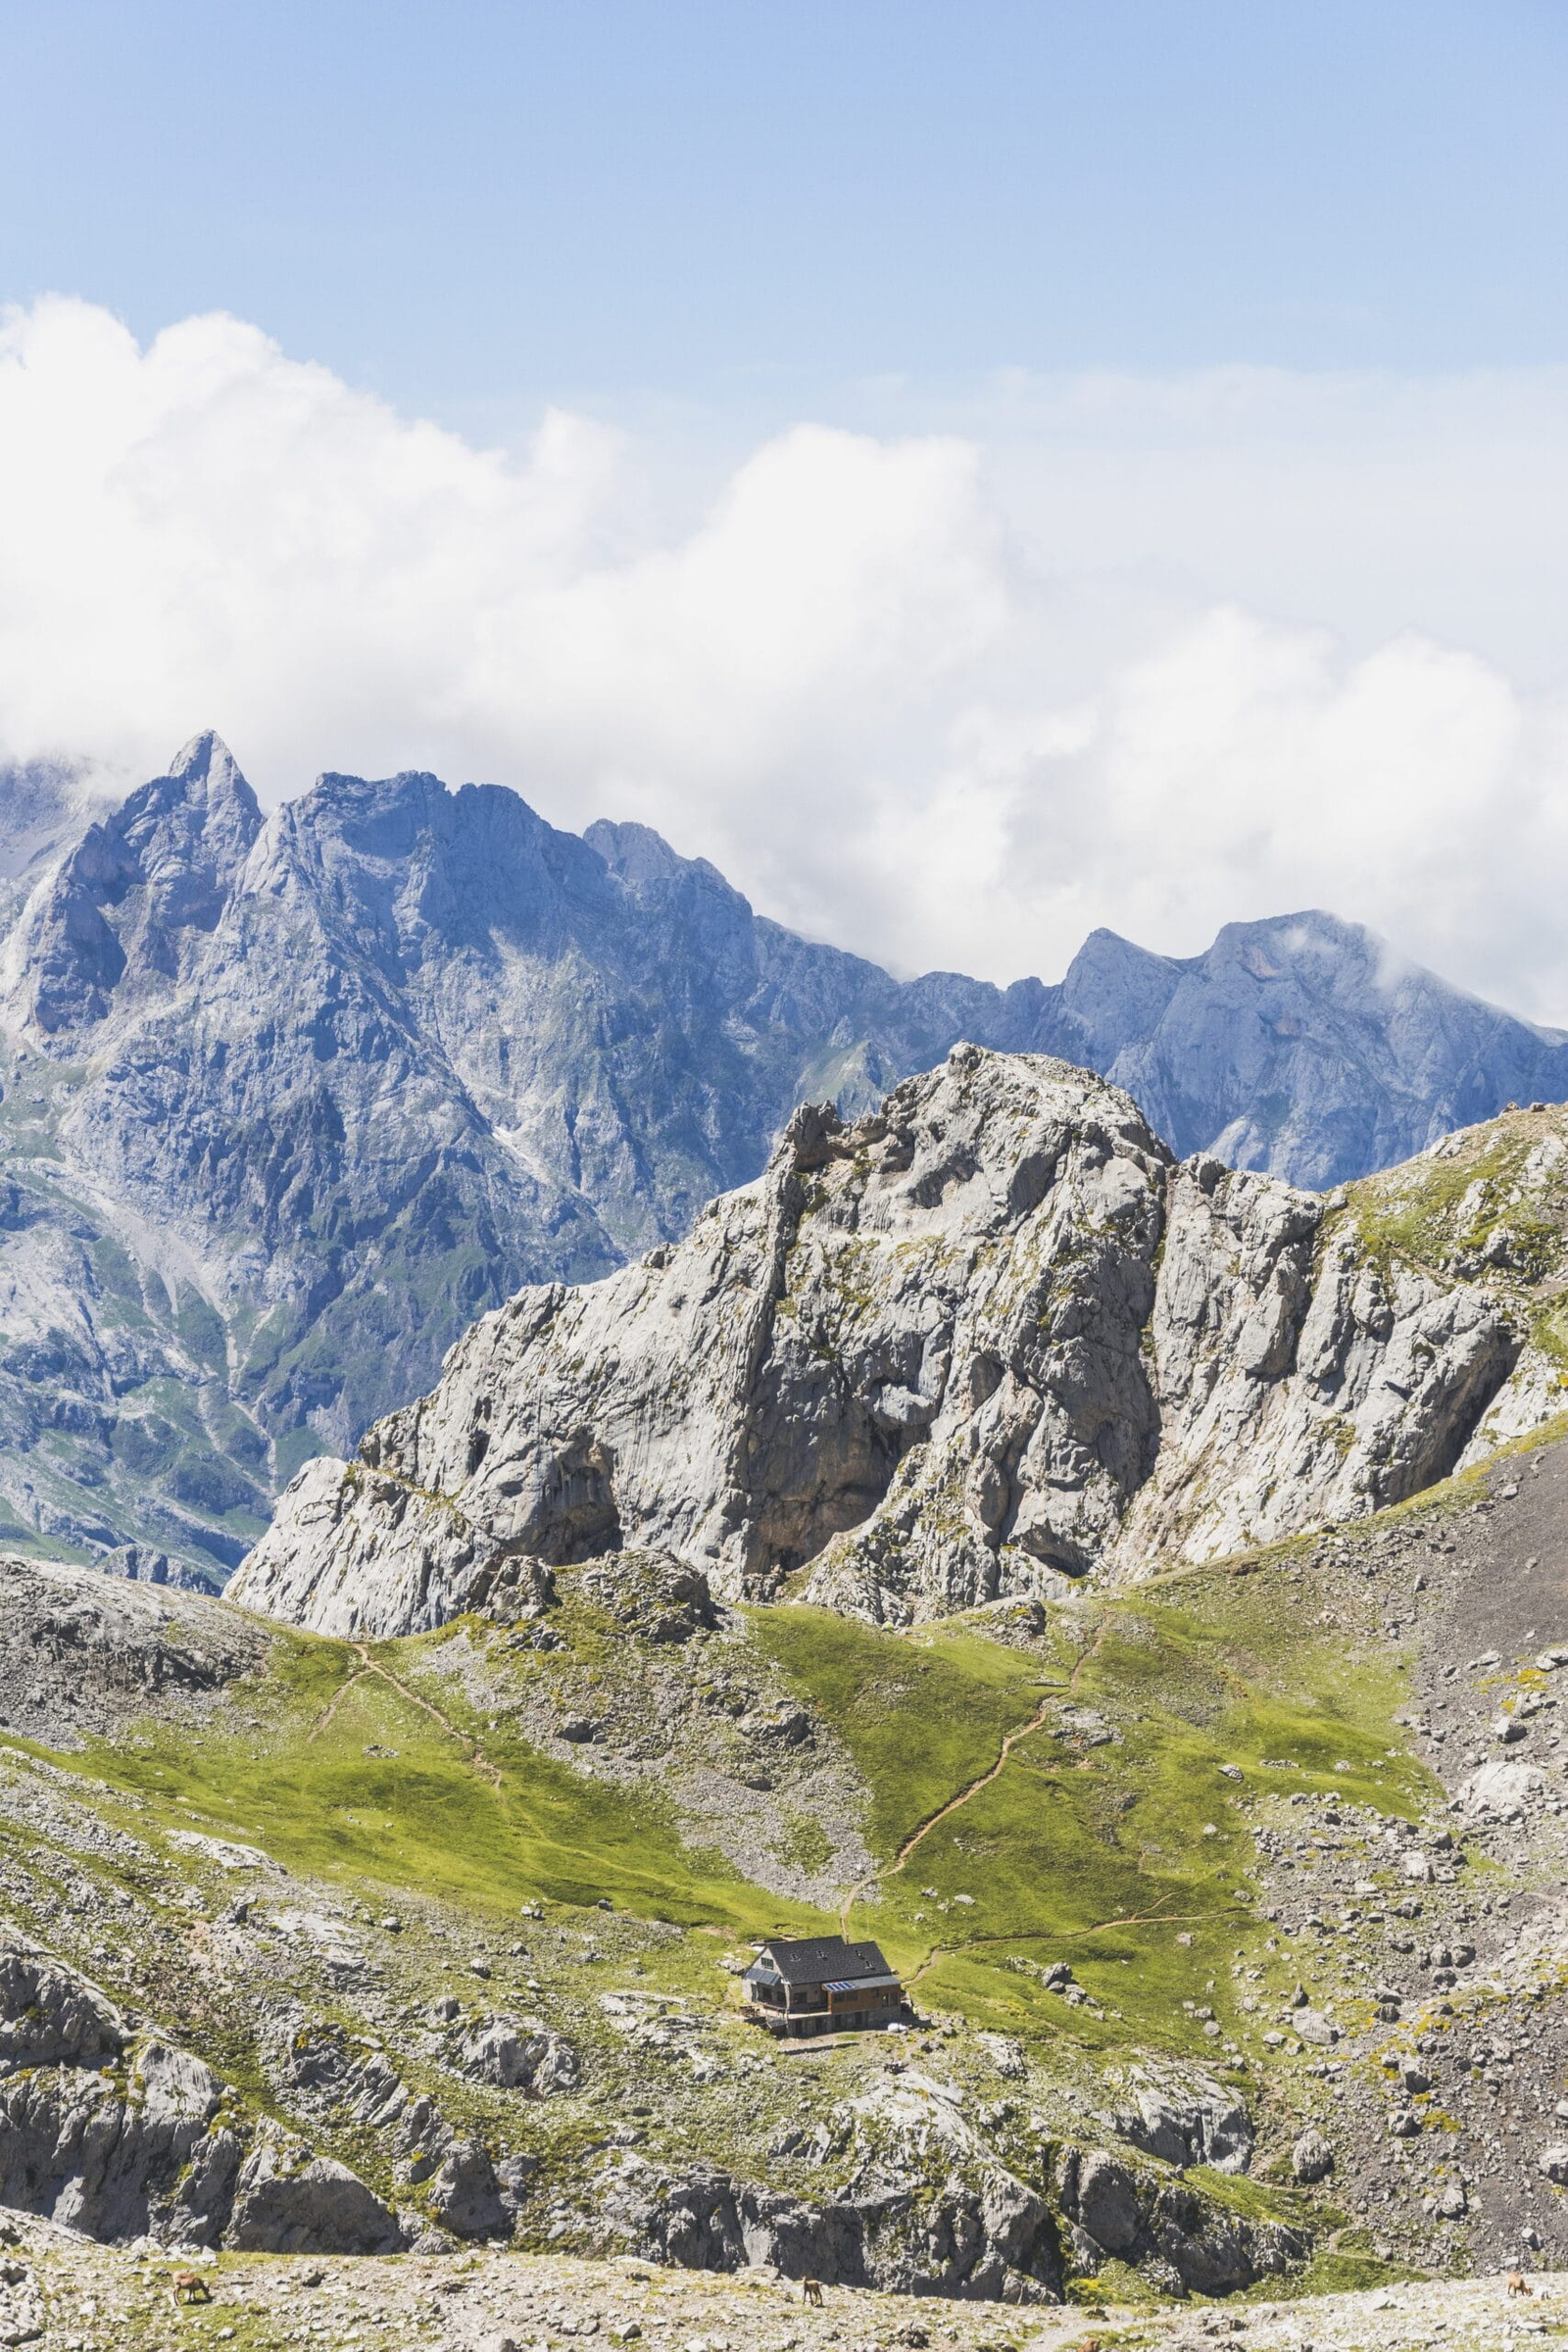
[0,1940,124,2072]
[0,1936,241,2245]
[458,2018,580,2097]
[600,2060,1071,2307]
[0,2242,45,2350]
[0,1555,267,1746]
[0,1926,401,2254]
[608,2157,1061,2304]
[1109,1155,1515,1566]
[598,2071,1302,2304]
[226,2129,404,2255]
[234,1048,1521,1634]
[422,2141,509,2241]
[1054,2144,1306,2297]
[1112,2066,1253,2173]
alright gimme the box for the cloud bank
[3,296,1567,1020]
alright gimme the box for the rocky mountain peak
[584,817,735,900]
[266,766,620,954]
[113,733,262,901]
[1054,928,1182,1058]
[166,726,254,799]
[584,817,685,885]
[230,1041,1524,1639]
[10,734,262,1034]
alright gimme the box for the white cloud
[3,296,1568,1021]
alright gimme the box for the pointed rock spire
[169,729,231,780]
[163,731,260,821]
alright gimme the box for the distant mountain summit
[1,733,1564,1581]
[1047,910,1568,1181]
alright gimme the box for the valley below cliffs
[8,1422,1568,2316]
[8,1085,1568,2324]
[12,747,1568,2333]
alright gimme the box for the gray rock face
[613,2160,1063,2304]
[459,2019,580,2097]
[0,1554,268,1746]
[227,2129,405,2255]
[232,1048,1521,1635]
[1049,914,1568,1186]
[0,1930,239,2245]
[422,2140,508,2241]
[1292,2128,1336,2183]
[605,2067,1073,2303]
[608,2107,1303,2303]
[0,1923,400,2254]
[4,736,1564,1588]
[0,1941,124,2072]
[1115,2068,1254,2173]
[1054,2145,1305,2297]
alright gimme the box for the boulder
[1116,2071,1253,2174]
[976,2034,1027,2082]
[425,2139,509,2239]
[227,2129,404,2254]
[1460,1758,1544,1820]
[459,2018,580,2096]
[0,1936,123,2072]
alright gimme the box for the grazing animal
[1507,2272,1533,2298]
[170,2272,212,2307]
[802,2277,825,2306]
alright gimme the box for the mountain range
[9,737,1568,2315]
[3,728,1567,1585]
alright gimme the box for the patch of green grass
[752,1604,1051,1854]
[63,1629,825,1941]
[751,1573,1432,2061]
[1348,1107,1568,1288]
[1270,2247,1427,2298]
[21,1521,1438,2124]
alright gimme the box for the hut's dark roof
[754,1936,894,1986]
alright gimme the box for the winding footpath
[839,1620,1110,1938]
[840,1617,1239,1975]
[311,1641,503,1789]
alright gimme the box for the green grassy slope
[756,1577,1432,2059]
[41,1550,1431,2085]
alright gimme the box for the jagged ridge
[232,1047,1543,1637]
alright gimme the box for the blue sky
[4,3,1568,1020]
[4,0,1567,422]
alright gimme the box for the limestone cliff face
[231,1049,1520,1636]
